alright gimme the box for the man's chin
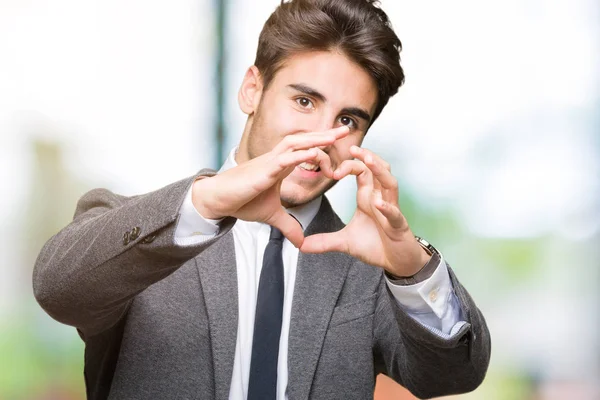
[281,194,314,209]
[280,179,337,208]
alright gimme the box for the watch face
[415,236,438,257]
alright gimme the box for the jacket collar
[197,192,350,400]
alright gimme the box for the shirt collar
[219,146,322,231]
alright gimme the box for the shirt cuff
[385,255,466,336]
[174,185,223,246]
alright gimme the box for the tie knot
[269,226,284,241]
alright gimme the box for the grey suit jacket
[33,171,491,400]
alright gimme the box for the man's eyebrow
[288,83,372,123]
[341,107,371,123]
[287,84,326,102]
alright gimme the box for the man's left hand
[300,146,431,277]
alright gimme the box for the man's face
[239,51,379,207]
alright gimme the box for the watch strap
[385,252,441,285]
[384,236,442,285]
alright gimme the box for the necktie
[247,226,285,400]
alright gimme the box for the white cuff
[385,256,466,336]
[174,185,223,246]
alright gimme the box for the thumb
[300,232,347,254]
[268,208,305,248]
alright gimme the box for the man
[33,0,491,399]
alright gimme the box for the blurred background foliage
[0,0,598,399]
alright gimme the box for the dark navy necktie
[247,226,285,400]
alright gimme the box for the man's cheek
[283,111,322,135]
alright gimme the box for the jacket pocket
[328,292,377,328]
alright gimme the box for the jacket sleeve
[373,264,491,398]
[32,169,236,338]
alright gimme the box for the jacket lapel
[196,231,238,400]
[287,197,352,400]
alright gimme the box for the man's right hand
[191,126,350,247]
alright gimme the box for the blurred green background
[0,0,598,399]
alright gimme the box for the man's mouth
[298,162,321,172]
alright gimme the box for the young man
[33,0,491,399]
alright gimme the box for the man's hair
[254,0,405,124]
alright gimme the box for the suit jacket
[33,170,491,400]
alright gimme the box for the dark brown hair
[254,0,405,124]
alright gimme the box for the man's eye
[296,97,314,109]
[339,116,357,129]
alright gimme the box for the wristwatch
[384,236,442,284]
[414,236,439,257]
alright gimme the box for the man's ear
[238,66,263,115]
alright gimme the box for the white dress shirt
[174,147,466,400]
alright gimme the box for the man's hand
[300,146,431,277]
[192,126,350,248]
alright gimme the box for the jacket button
[141,234,157,244]
[123,231,130,245]
[130,226,141,241]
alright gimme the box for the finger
[372,193,406,230]
[351,147,396,189]
[275,148,319,171]
[369,190,390,229]
[333,159,373,187]
[333,159,366,179]
[271,148,333,179]
[299,232,348,254]
[267,208,305,248]
[364,155,398,202]
[312,148,334,178]
[350,146,391,171]
[350,146,398,203]
[275,126,349,153]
